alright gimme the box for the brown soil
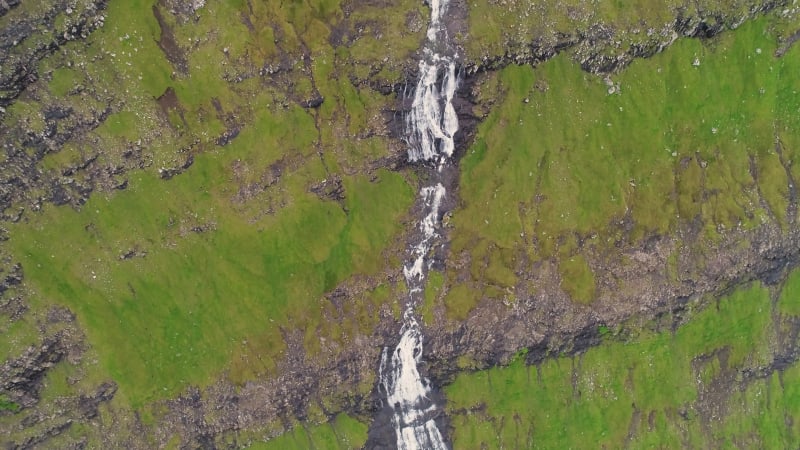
[152,3,188,74]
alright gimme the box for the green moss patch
[246,414,367,450]
[444,283,481,322]
[559,254,596,304]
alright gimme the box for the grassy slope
[435,12,800,449]
[446,269,800,448]
[271,13,800,448]
[10,121,413,408]
[2,0,427,444]
[432,15,800,321]
[4,0,420,411]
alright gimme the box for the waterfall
[380,183,449,450]
[376,0,459,446]
[406,57,459,163]
[379,317,448,450]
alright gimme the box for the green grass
[0,395,20,413]
[3,0,431,414]
[246,414,367,450]
[444,283,482,322]
[48,67,82,97]
[459,15,800,247]
[4,1,800,447]
[0,313,41,363]
[446,275,791,448]
[421,270,444,324]
[98,0,173,98]
[6,0,420,203]
[10,102,413,406]
[559,254,596,304]
[450,15,800,309]
[96,111,141,139]
[779,268,800,317]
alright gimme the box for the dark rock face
[215,127,241,146]
[0,0,22,18]
[310,175,346,204]
[145,219,800,449]
[10,420,75,450]
[1,338,65,408]
[78,382,118,420]
[0,0,149,223]
[0,302,119,449]
[159,154,195,180]
[0,0,108,108]
[0,101,116,219]
[300,95,325,109]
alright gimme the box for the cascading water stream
[379,183,449,450]
[406,57,459,164]
[376,0,459,447]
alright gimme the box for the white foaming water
[403,184,446,284]
[405,0,459,163]
[380,183,448,450]
[379,318,448,450]
[378,0,458,446]
[426,0,447,42]
[406,57,459,163]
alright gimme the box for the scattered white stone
[692,57,700,67]
[756,48,762,54]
